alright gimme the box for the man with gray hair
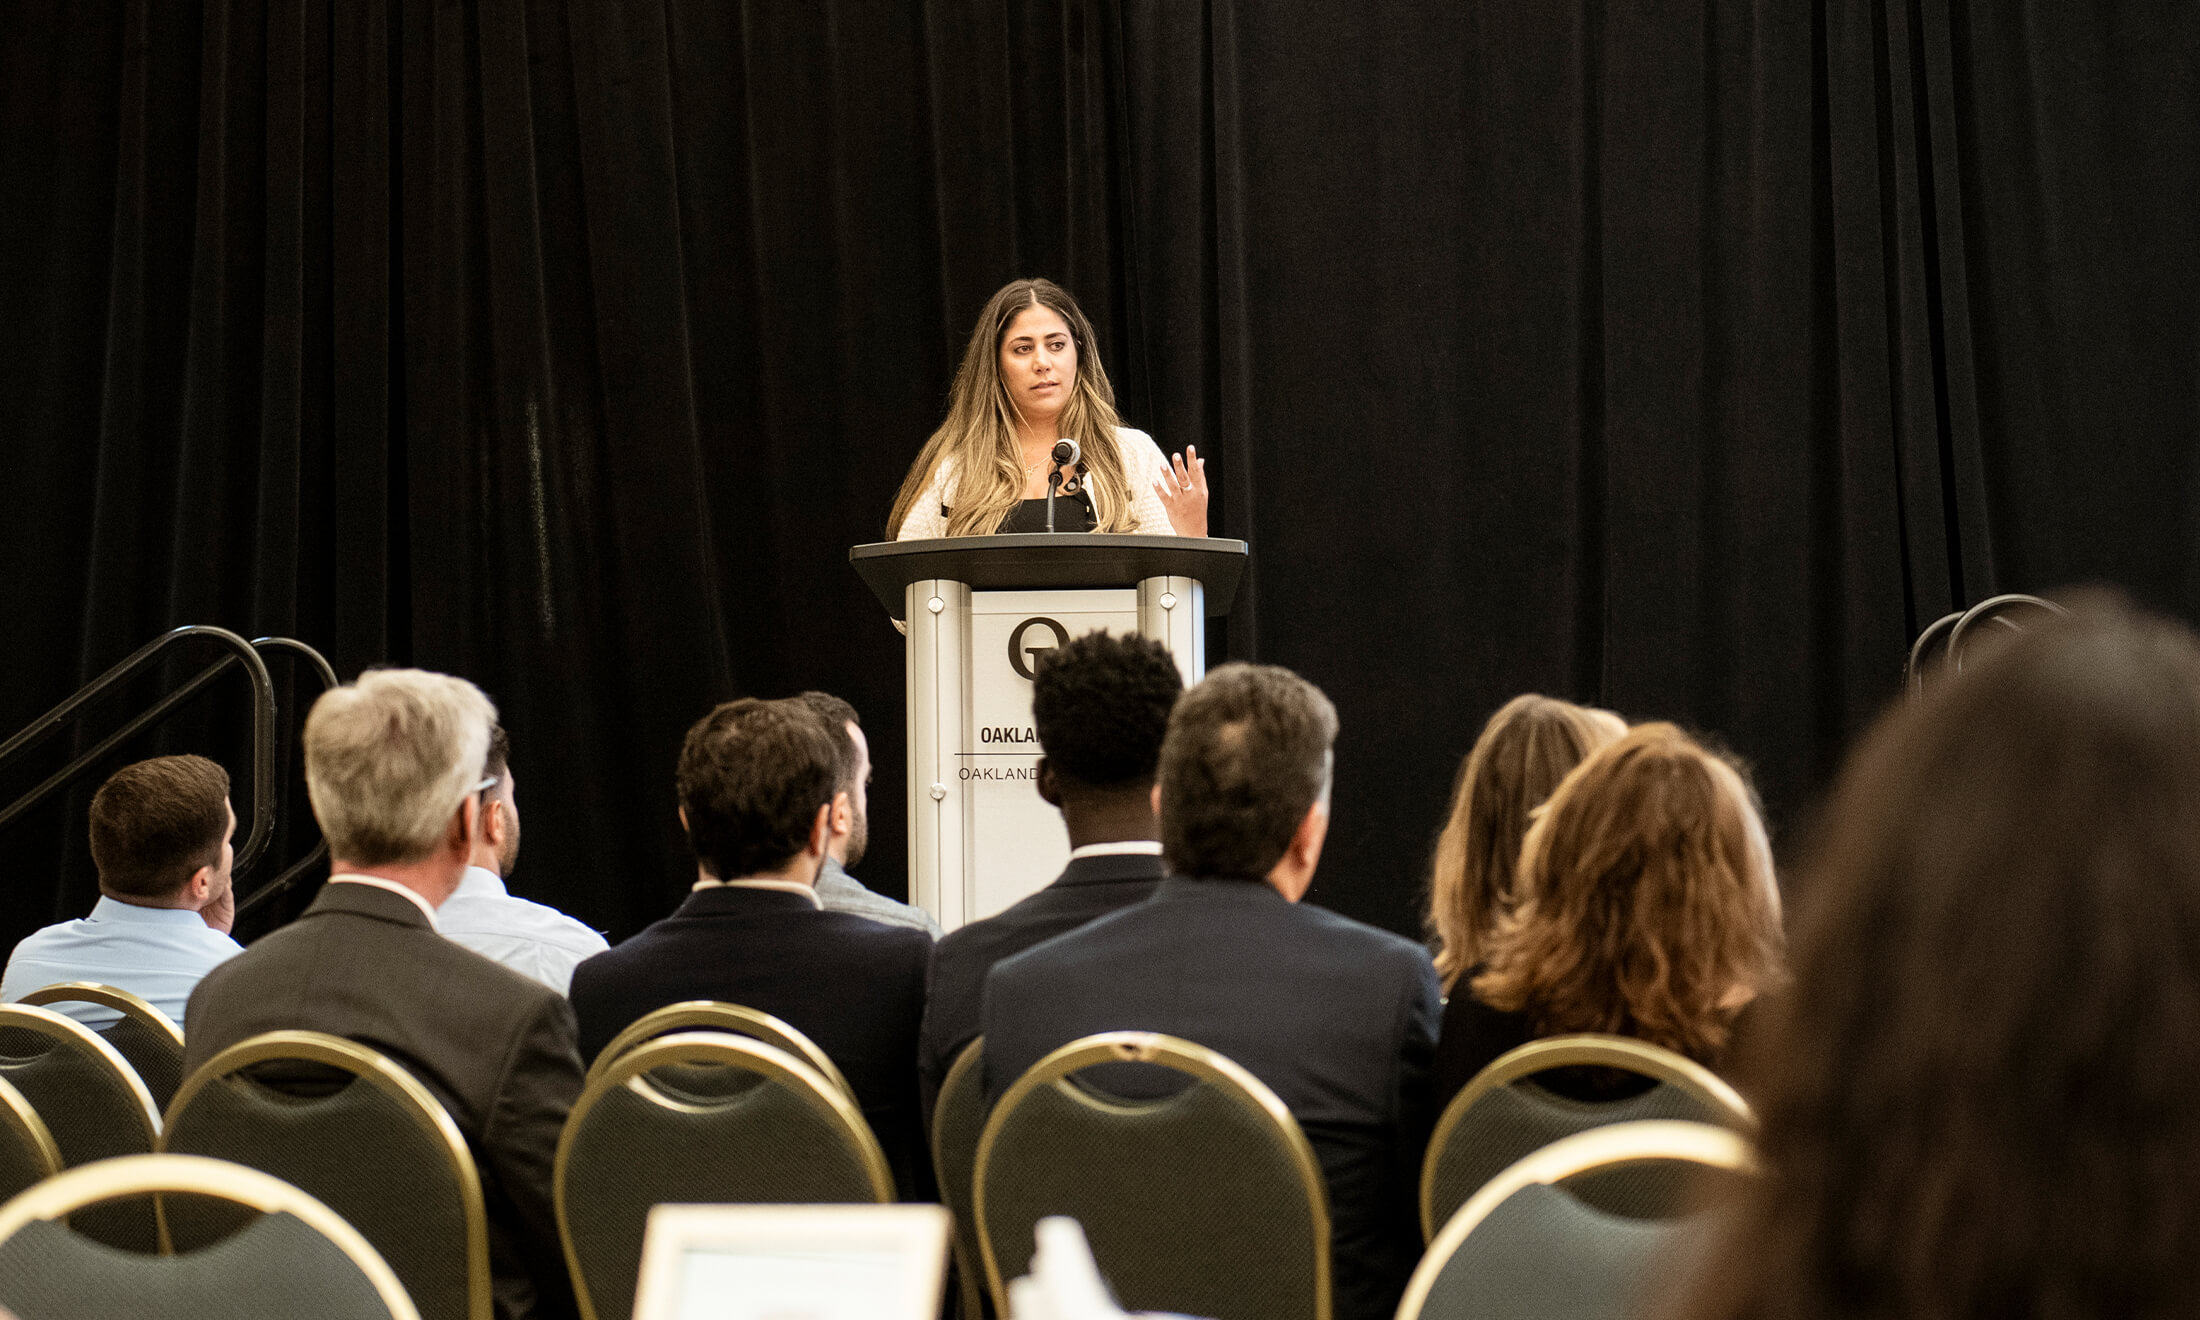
[981,663,1441,1320]
[185,668,582,1320]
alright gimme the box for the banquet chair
[557,1031,892,1320]
[975,1031,1329,1320]
[0,1076,62,1204]
[159,1030,489,1320]
[1398,1120,1752,1320]
[1421,1034,1753,1238]
[0,1153,421,1320]
[931,1037,989,1319]
[0,1003,162,1249]
[583,1000,855,1099]
[17,982,187,1112]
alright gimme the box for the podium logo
[1007,616,1071,681]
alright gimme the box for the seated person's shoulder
[1292,899,1438,970]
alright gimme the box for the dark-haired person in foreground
[438,725,608,993]
[1675,595,2200,1320]
[567,698,932,1196]
[795,691,942,938]
[982,663,1441,1320]
[918,630,1182,1118]
[2,754,240,1029]
[186,669,582,1320]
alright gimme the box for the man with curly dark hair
[917,629,1184,1116]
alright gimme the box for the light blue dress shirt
[436,866,608,995]
[0,895,243,1030]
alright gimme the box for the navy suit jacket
[981,876,1442,1320]
[567,885,933,1197]
[917,849,1167,1119]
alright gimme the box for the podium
[850,534,1248,931]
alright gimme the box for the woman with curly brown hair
[1432,722,1785,1106]
[1674,597,2200,1320]
[1425,695,1627,991]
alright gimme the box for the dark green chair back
[159,1030,491,1320]
[1400,1121,1749,1320]
[18,982,187,1112]
[557,1031,893,1320]
[0,1004,162,1250]
[0,1153,421,1320]
[1421,1034,1754,1237]
[975,1031,1330,1320]
[931,1037,988,1319]
[0,1075,62,1204]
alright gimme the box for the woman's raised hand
[1154,445,1209,537]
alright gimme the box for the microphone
[1051,438,1080,468]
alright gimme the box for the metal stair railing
[0,626,339,917]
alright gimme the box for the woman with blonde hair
[1432,722,1784,1105]
[1426,694,1627,990]
[889,278,1208,539]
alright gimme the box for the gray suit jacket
[183,881,583,1320]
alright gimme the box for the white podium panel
[905,579,1200,931]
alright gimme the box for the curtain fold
[1,0,2192,945]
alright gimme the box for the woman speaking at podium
[888,278,1209,539]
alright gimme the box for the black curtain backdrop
[2,0,2194,951]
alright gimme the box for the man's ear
[450,795,480,854]
[483,798,508,848]
[1035,758,1062,808]
[830,788,854,837]
[1150,782,1163,816]
[809,801,833,857]
[184,864,214,905]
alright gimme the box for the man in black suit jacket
[982,664,1442,1320]
[919,630,1182,1119]
[568,697,932,1196]
[185,669,582,1320]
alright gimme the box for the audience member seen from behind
[1433,724,1784,1107]
[1677,598,2200,1320]
[1426,695,1626,992]
[982,663,1441,1320]
[887,276,1207,539]
[436,724,608,994]
[795,691,941,938]
[918,630,1182,1117]
[184,669,583,1320]
[566,698,933,1197]
[1,754,240,1030]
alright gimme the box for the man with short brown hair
[2,754,241,1029]
[569,697,933,1196]
[982,663,1441,1320]
[794,690,941,937]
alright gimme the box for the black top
[983,876,1443,1320]
[1432,991,1661,1109]
[917,849,1168,1121]
[567,886,934,1198]
[995,491,1094,533]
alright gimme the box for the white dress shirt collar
[328,873,441,927]
[453,866,510,901]
[86,894,214,926]
[690,876,825,909]
[1067,840,1165,860]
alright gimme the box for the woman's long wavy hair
[1427,695,1627,990]
[1675,596,2200,1320]
[1472,722,1783,1063]
[888,278,1134,537]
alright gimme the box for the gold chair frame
[931,1036,987,1320]
[160,1030,492,1320]
[0,1074,63,1188]
[973,1031,1333,1319]
[1420,1033,1755,1239]
[0,1152,422,1320]
[0,1002,163,1150]
[555,1031,894,1320]
[1397,1119,1755,1320]
[585,1000,856,1099]
[17,981,186,1048]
